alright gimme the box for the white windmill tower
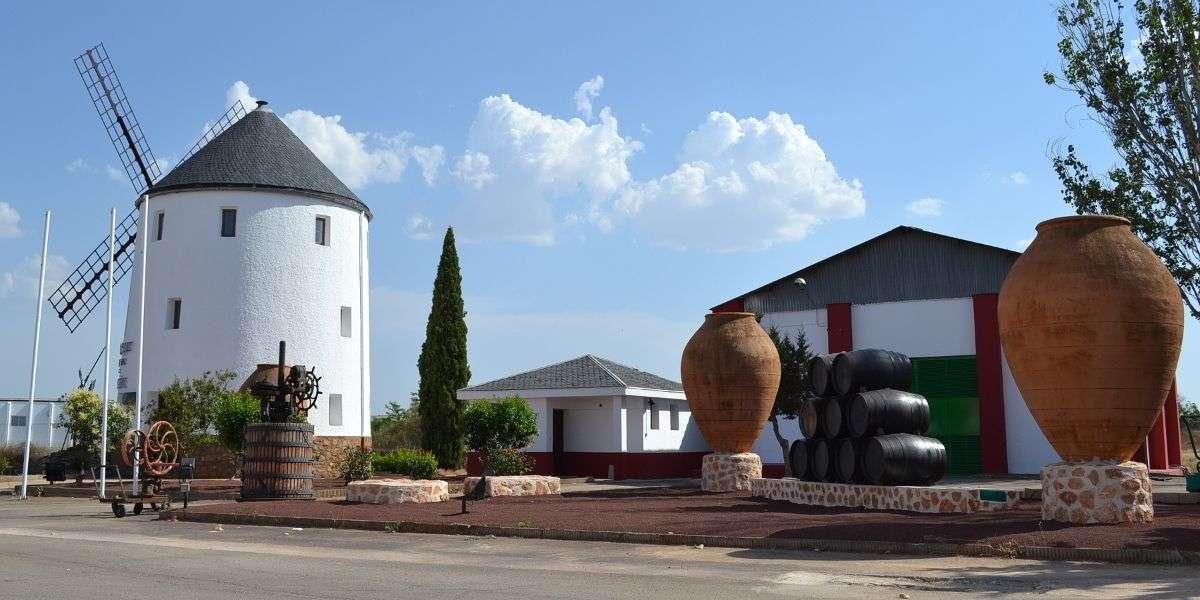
[51,45,372,460]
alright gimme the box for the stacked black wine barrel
[789,349,947,486]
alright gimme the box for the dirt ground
[180,488,1200,552]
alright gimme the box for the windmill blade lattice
[48,208,139,333]
[75,43,161,193]
[178,101,248,166]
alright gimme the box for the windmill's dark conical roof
[150,103,370,218]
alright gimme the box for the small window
[670,402,680,430]
[10,415,27,427]
[155,211,164,241]
[328,393,343,427]
[168,298,182,330]
[315,216,330,246]
[340,306,352,338]
[649,401,660,430]
[220,208,237,237]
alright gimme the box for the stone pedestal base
[463,475,561,497]
[346,479,449,504]
[1041,461,1153,524]
[702,452,762,492]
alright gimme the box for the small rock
[692,544,704,550]
[291,527,303,531]
[899,594,910,599]
[211,524,224,532]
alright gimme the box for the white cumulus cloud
[0,254,69,301]
[614,111,865,251]
[0,202,21,238]
[1007,171,1029,185]
[574,75,604,121]
[65,158,94,174]
[451,94,642,245]
[906,197,945,218]
[226,81,441,189]
[404,213,435,240]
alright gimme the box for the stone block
[346,478,448,504]
[463,475,561,497]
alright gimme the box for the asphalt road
[0,497,1195,599]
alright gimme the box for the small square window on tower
[328,393,343,427]
[220,208,237,237]
[315,216,330,246]
[155,210,164,241]
[168,298,182,330]
[340,306,352,337]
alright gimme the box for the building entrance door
[552,409,565,475]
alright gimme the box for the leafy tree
[212,392,261,455]
[371,394,423,452]
[464,396,539,454]
[56,388,132,476]
[765,325,813,475]
[150,370,238,454]
[1046,0,1200,318]
[417,227,471,468]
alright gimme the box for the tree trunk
[769,414,790,477]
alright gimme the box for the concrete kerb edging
[159,510,1200,566]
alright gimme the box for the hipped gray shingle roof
[463,355,683,393]
[150,102,370,218]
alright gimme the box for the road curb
[160,509,1200,566]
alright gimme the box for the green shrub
[334,446,374,482]
[464,396,538,453]
[0,454,10,475]
[212,392,260,455]
[0,444,48,474]
[372,449,438,479]
[150,370,239,454]
[483,447,534,476]
[372,397,422,453]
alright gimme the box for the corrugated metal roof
[462,355,683,392]
[150,102,371,218]
[716,226,1020,313]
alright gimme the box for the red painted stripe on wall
[826,303,853,352]
[1165,381,1182,466]
[712,298,745,313]
[972,294,1008,474]
[1149,407,1169,470]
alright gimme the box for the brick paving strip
[160,489,1200,566]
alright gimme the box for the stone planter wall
[751,478,1024,514]
[463,475,561,497]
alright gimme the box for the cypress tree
[417,227,471,468]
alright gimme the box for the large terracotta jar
[681,312,781,453]
[998,215,1184,462]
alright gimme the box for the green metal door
[910,356,981,475]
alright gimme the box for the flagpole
[99,207,116,499]
[20,210,51,500]
[133,195,149,492]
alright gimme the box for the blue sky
[0,2,1195,412]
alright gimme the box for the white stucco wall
[751,417,804,464]
[559,397,620,452]
[759,309,829,355]
[851,298,976,356]
[118,189,371,437]
[630,397,709,452]
[1002,349,1059,473]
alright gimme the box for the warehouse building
[461,226,1185,478]
[713,225,1185,475]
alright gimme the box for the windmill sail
[48,208,139,333]
[179,101,248,165]
[75,43,161,193]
